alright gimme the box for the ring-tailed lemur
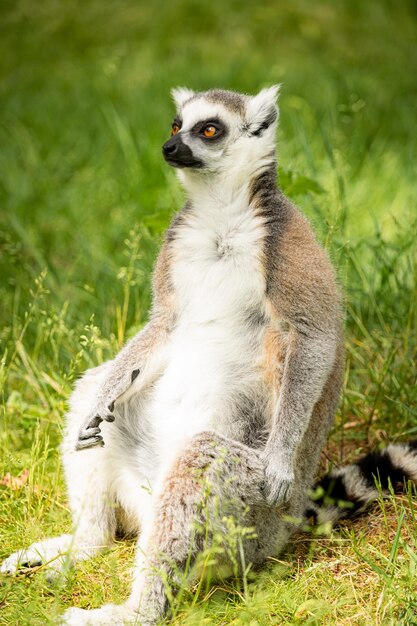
[2,87,417,626]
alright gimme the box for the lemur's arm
[261,208,342,505]
[76,234,175,451]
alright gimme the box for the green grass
[1,0,417,624]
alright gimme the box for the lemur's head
[162,86,279,182]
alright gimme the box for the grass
[0,0,417,624]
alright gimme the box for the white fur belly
[149,320,263,459]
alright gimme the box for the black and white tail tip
[306,440,417,525]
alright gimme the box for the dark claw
[131,368,140,383]
[104,414,115,423]
[75,435,104,451]
[108,401,115,413]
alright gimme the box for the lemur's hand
[75,404,115,451]
[260,451,294,506]
[75,367,141,451]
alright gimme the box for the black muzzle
[162,135,204,169]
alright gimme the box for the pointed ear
[246,85,280,135]
[171,87,195,110]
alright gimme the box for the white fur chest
[171,203,267,322]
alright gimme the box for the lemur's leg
[61,431,293,626]
[1,365,118,578]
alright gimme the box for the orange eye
[171,123,180,136]
[203,125,217,138]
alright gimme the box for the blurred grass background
[1,0,417,624]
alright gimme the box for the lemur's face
[162,87,279,175]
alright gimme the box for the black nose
[162,136,179,157]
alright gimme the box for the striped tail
[306,440,417,525]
